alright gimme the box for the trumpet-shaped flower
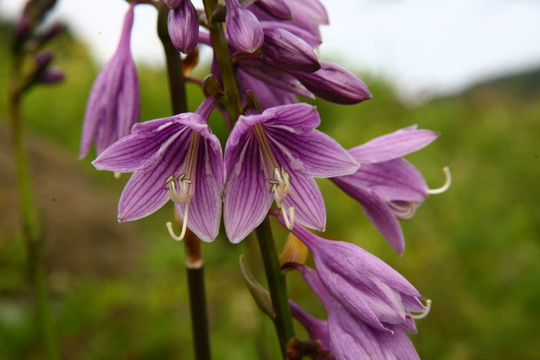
[79,3,139,159]
[286,223,428,331]
[299,266,422,360]
[93,98,223,242]
[223,103,358,243]
[331,126,445,254]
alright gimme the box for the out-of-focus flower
[223,103,358,243]
[79,3,139,158]
[93,98,223,242]
[331,126,446,254]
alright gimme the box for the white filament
[427,167,451,195]
[411,299,432,320]
[165,202,190,242]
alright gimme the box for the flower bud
[168,0,199,53]
[255,0,292,20]
[225,0,263,53]
[39,67,64,84]
[261,27,320,73]
[293,61,372,105]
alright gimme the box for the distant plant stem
[157,4,212,360]
[255,217,295,358]
[9,60,59,360]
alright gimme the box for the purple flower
[223,103,358,243]
[301,266,422,360]
[331,126,446,254]
[168,0,199,53]
[225,0,264,53]
[93,98,224,242]
[286,223,428,333]
[79,3,140,159]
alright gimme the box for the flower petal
[224,132,273,243]
[283,172,326,231]
[331,177,405,254]
[349,126,439,163]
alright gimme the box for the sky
[2,0,540,100]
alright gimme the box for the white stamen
[427,166,451,195]
[166,221,183,241]
[411,299,432,320]
[388,201,417,220]
[281,206,295,230]
[165,202,191,241]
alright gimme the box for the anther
[411,299,432,320]
[427,167,451,195]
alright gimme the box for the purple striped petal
[265,125,358,178]
[331,177,405,254]
[224,132,273,243]
[349,126,439,163]
[283,172,326,231]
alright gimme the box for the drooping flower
[79,3,140,159]
[93,98,223,242]
[331,126,449,254]
[223,103,358,243]
[285,223,429,333]
[299,266,423,360]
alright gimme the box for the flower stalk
[9,53,59,360]
[255,217,295,358]
[158,4,211,359]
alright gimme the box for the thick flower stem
[185,229,211,360]
[158,5,212,359]
[9,75,59,360]
[202,0,243,123]
[255,217,295,358]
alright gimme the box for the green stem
[255,217,295,358]
[9,66,59,360]
[201,0,243,123]
[157,4,212,359]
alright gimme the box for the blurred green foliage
[1,18,539,360]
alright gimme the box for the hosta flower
[286,223,429,333]
[331,126,449,254]
[300,266,423,360]
[79,3,139,159]
[223,103,358,243]
[93,98,223,242]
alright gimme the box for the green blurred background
[1,18,539,360]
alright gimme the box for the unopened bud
[279,233,309,268]
[36,22,64,46]
[239,255,275,318]
[168,0,199,53]
[162,0,183,8]
[39,67,64,84]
